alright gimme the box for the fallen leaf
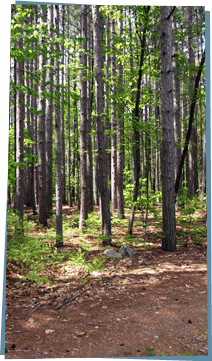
[45,329,55,334]
[77,331,86,337]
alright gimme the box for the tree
[128,6,150,235]
[110,12,117,212]
[187,6,199,197]
[46,5,54,217]
[86,5,94,211]
[38,5,47,226]
[116,8,125,219]
[160,6,176,251]
[15,12,25,228]
[54,4,63,247]
[92,5,111,245]
[79,5,88,230]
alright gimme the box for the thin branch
[175,49,205,197]
[166,6,176,21]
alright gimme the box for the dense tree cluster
[9,5,205,251]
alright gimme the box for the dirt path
[5,244,208,358]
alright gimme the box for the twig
[29,302,42,315]
[121,274,137,283]
[55,287,89,309]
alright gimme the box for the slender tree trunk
[79,5,88,229]
[92,5,111,245]
[38,5,47,226]
[94,115,99,206]
[29,56,36,215]
[66,6,72,207]
[32,6,39,207]
[111,14,117,212]
[15,23,25,229]
[187,6,198,196]
[160,6,176,252]
[24,59,32,207]
[172,20,182,203]
[46,5,53,217]
[128,6,150,235]
[116,9,125,219]
[86,5,94,212]
[55,4,63,247]
[105,9,111,200]
[61,5,67,205]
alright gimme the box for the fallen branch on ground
[55,287,90,309]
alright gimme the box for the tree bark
[117,9,125,219]
[61,5,67,205]
[38,5,47,226]
[46,5,53,217]
[160,6,176,252]
[92,5,111,245]
[110,14,117,212]
[15,25,25,227]
[86,5,94,212]
[187,6,199,196]
[128,6,150,235]
[55,4,63,247]
[79,5,88,229]
[66,5,72,207]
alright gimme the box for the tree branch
[175,49,205,197]
[166,6,176,21]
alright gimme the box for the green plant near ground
[60,315,68,320]
[124,234,134,243]
[180,349,192,356]
[199,327,207,334]
[146,346,157,356]
[66,248,106,275]
[7,210,73,282]
[124,350,132,356]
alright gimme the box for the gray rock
[119,245,135,257]
[104,249,122,258]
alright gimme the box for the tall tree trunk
[61,5,67,205]
[110,14,117,212]
[32,6,39,207]
[128,6,150,235]
[92,5,111,245]
[29,56,36,215]
[24,59,32,207]
[187,6,198,196]
[172,20,182,202]
[79,5,88,229]
[46,5,53,217]
[117,9,125,219]
[160,6,176,252]
[55,4,63,247]
[38,5,47,226]
[15,27,25,228]
[86,5,94,212]
[105,9,111,199]
[66,5,72,207]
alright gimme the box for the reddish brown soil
[5,207,208,358]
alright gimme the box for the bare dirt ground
[5,207,208,358]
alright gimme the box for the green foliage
[146,346,157,356]
[67,248,106,275]
[7,209,73,283]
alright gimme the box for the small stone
[119,245,135,257]
[104,249,122,258]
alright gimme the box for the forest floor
[5,205,208,358]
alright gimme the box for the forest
[5,5,208,358]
